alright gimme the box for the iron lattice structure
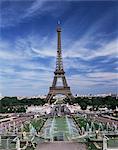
[46,23,74,103]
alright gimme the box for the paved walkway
[36,142,87,150]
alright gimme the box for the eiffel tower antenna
[57,20,61,25]
[46,22,74,103]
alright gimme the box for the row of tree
[0,96,117,113]
[0,97,45,113]
[65,96,118,110]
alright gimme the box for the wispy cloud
[68,71,117,95]
[0,0,68,28]
[23,0,58,18]
[64,38,117,60]
[0,0,49,28]
[87,72,118,81]
[0,30,117,95]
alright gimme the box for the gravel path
[36,142,87,150]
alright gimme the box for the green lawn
[108,138,118,148]
[73,115,105,131]
[87,142,101,150]
[23,117,46,132]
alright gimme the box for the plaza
[0,102,118,150]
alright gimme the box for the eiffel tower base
[46,86,74,103]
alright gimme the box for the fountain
[95,130,99,139]
[6,138,9,150]
[81,127,85,135]
[21,124,24,133]
[91,122,95,132]
[29,123,32,131]
[106,122,110,131]
[16,137,21,150]
[114,124,117,132]
[16,127,19,134]
[13,121,16,130]
[51,104,71,116]
[29,124,36,136]
[42,119,52,139]
[89,128,92,134]
[8,123,11,132]
[12,122,16,134]
[49,116,55,141]
[0,135,1,146]
[98,123,103,131]
[112,122,115,131]
[44,128,47,140]
[86,123,89,132]
[59,104,62,116]
[4,125,8,134]
[66,116,72,137]
[112,123,117,132]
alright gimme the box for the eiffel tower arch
[46,22,74,103]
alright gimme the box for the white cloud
[24,0,46,17]
[0,0,46,28]
[0,32,117,95]
[68,71,118,88]
[0,0,65,28]
[63,38,118,60]
[23,0,57,18]
[89,39,118,59]
[0,40,27,60]
[14,33,118,62]
[0,67,53,96]
[87,72,118,80]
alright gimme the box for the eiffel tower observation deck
[46,22,74,103]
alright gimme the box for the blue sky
[0,0,118,96]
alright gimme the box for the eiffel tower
[46,22,74,103]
